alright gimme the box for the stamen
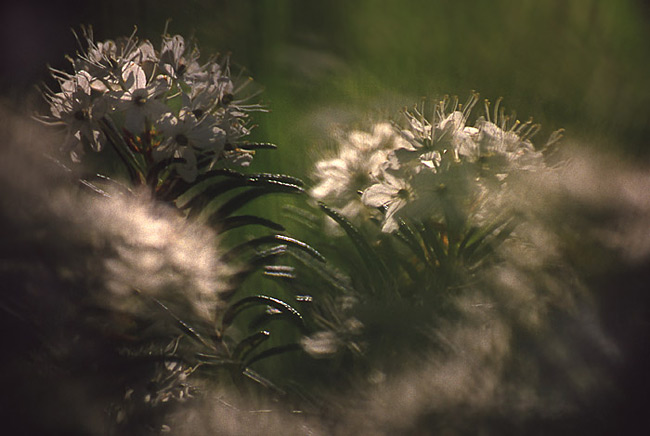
[493,97,503,125]
[484,99,491,122]
[463,91,479,122]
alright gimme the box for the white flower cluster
[42,27,262,182]
[312,95,558,232]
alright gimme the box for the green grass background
[3,0,649,175]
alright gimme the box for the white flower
[363,156,479,233]
[181,82,223,121]
[400,95,477,156]
[42,27,263,178]
[154,112,226,182]
[311,123,406,222]
[347,122,409,152]
[312,149,383,205]
[112,62,171,134]
[459,117,543,176]
[362,171,415,232]
[47,70,108,154]
[207,62,235,103]
[73,27,151,85]
[159,34,202,82]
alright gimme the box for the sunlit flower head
[311,122,408,222]
[315,94,559,233]
[45,70,108,156]
[154,111,226,181]
[40,26,263,185]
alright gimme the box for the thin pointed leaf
[281,204,321,229]
[248,173,304,187]
[216,215,285,232]
[174,169,246,207]
[180,177,249,211]
[248,309,287,331]
[222,234,325,263]
[420,221,449,269]
[396,216,429,263]
[211,184,303,220]
[144,295,215,351]
[228,245,290,286]
[461,217,516,260]
[233,330,271,361]
[84,173,133,196]
[242,367,285,395]
[146,157,187,186]
[195,353,237,366]
[467,221,517,263]
[457,225,480,255]
[283,247,354,295]
[237,142,277,150]
[221,295,305,332]
[319,203,391,288]
[244,343,303,367]
[79,179,111,198]
[274,235,326,262]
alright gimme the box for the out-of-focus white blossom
[311,123,408,222]
[94,191,231,324]
[300,331,340,357]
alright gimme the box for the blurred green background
[1,0,649,179]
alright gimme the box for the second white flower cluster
[312,95,560,232]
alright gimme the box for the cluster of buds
[312,94,562,232]
[41,27,263,183]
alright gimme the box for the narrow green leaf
[85,173,134,195]
[222,234,325,263]
[246,173,304,187]
[461,217,515,260]
[319,203,391,289]
[181,177,250,212]
[211,184,303,220]
[420,220,449,269]
[79,179,111,198]
[467,221,517,263]
[283,246,354,295]
[143,294,215,351]
[213,215,285,232]
[396,217,429,264]
[237,142,277,150]
[146,157,185,186]
[233,330,271,361]
[242,367,285,394]
[221,295,305,332]
[244,343,303,367]
[174,169,246,207]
